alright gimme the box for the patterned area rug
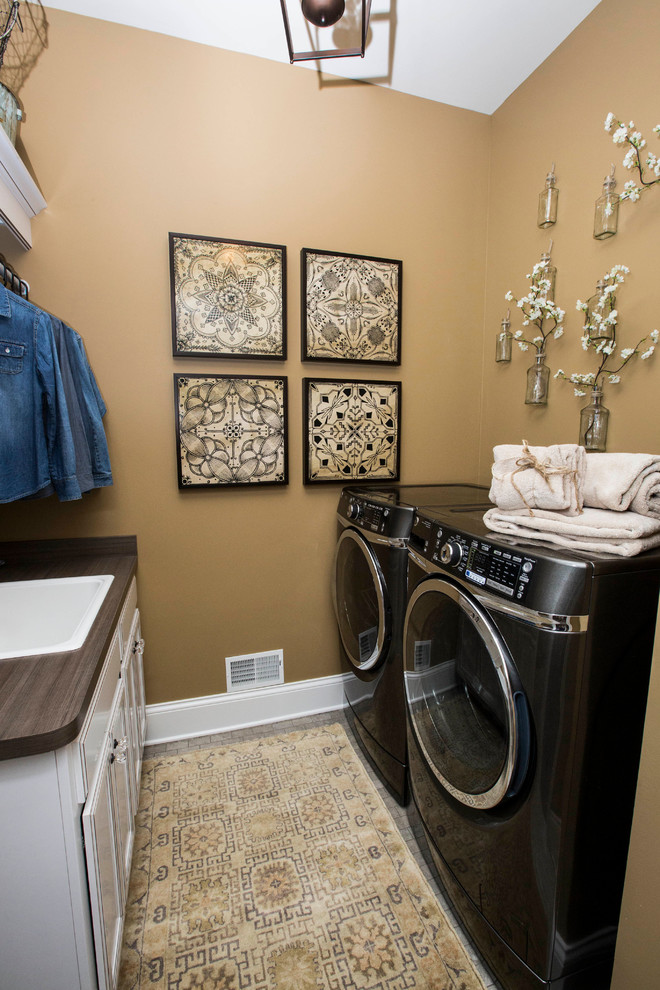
[119,723,487,990]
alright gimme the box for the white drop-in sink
[0,575,114,660]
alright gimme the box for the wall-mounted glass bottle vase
[525,351,550,405]
[594,165,619,240]
[539,241,557,301]
[579,387,609,451]
[495,310,512,362]
[537,163,558,228]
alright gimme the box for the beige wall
[2,0,660,983]
[482,0,660,463]
[2,10,490,703]
[484,1,660,985]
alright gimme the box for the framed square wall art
[302,248,402,364]
[174,374,288,488]
[170,233,287,359]
[303,378,401,484]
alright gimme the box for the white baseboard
[145,672,351,746]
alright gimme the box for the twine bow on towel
[509,439,583,516]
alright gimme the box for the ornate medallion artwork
[302,249,402,363]
[118,724,489,990]
[170,233,287,358]
[303,378,400,483]
[174,374,288,488]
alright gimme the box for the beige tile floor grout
[144,707,502,990]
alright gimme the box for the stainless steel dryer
[334,484,488,804]
[403,504,660,990]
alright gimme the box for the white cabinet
[0,576,145,990]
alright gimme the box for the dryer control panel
[412,517,537,603]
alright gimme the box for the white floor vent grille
[225,649,284,693]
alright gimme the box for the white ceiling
[44,0,602,115]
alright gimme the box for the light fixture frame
[280,0,371,63]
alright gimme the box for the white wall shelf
[0,125,46,250]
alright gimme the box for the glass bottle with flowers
[604,112,660,206]
[504,247,565,405]
[554,264,658,451]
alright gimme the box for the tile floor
[145,707,502,990]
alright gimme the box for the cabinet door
[82,681,134,990]
[132,611,146,751]
[111,683,135,903]
[78,631,122,802]
[82,732,123,990]
[123,609,145,813]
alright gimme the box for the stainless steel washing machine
[403,504,660,990]
[334,484,489,804]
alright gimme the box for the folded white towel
[584,452,660,518]
[483,506,660,557]
[489,442,586,516]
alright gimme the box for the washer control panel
[338,491,413,540]
[412,517,537,603]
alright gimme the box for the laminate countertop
[0,536,138,762]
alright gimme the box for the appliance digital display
[362,504,383,529]
[465,542,534,599]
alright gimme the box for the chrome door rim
[404,575,520,809]
[333,527,389,671]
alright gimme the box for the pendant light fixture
[301,0,345,27]
[280,0,371,63]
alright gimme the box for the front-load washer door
[404,574,532,810]
[334,527,392,671]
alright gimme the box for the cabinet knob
[133,638,145,656]
[112,736,129,764]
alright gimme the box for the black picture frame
[302,377,401,484]
[174,373,288,488]
[301,248,402,364]
[170,232,287,359]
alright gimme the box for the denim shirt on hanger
[50,316,113,492]
[0,284,81,502]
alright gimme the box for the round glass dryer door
[404,575,531,809]
[334,528,391,671]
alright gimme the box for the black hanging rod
[0,254,29,299]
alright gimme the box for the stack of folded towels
[484,443,660,557]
